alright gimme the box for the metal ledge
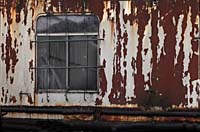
[1,106,200,117]
[2,118,200,131]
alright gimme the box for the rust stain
[28,94,33,104]
[108,1,126,105]
[4,0,19,79]
[27,28,31,35]
[14,38,17,48]
[10,76,14,84]
[96,59,107,105]
[1,43,5,60]
[5,0,13,25]
[51,0,82,12]
[122,30,128,58]
[119,0,199,107]
[50,0,104,21]
[103,29,105,39]
[106,8,111,20]
[9,95,17,103]
[30,40,32,50]
[15,0,23,23]
[87,0,104,21]
[2,87,4,97]
[4,89,8,103]
[64,114,93,121]
[101,115,200,123]
[149,0,190,106]
[188,1,199,82]
[133,1,150,105]
[29,59,34,81]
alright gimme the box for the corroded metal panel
[0,0,199,109]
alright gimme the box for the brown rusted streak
[108,1,127,105]
[4,0,19,79]
[151,0,194,107]
[5,0,13,25]
[134,1,150,105]
[14,38,17,48]
[4,89,8,103]
[87,0,104,21]
[64,114,93,121]
[101,115,151,122]
[2,87,4,97]
[51,0,82,13]
[28,94,33,104]
[106,8,111,20]
[10,76,14,84]
[188,1,199,81]
[96,59,107,105]
[50,0,104,21]
[101,115,200,123]
[122,31,128,58]
[30,40,33,50]
[9,95,17,103]
[27,28,31,35]
[29,59,34,81]
[43,0,47,13]
[103,29,105,39]
[1,43,4,60]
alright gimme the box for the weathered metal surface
[0,0,199,110]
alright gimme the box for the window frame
[35,14,101,93]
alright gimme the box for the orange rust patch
[101,115,200,123]
[64,114,93,121]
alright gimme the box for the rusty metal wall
[0,0,199,108]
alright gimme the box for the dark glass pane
[37,69,49,89]
[37,15,66,33]
[36,16,48,33]
[69,36,87,90]
[37,36,49,89]
[84,16,99,32]
[69,36,87,66]
[37,36,67,89]
[88,68,97,90]
[69,36,97,90]
[49,37,66,89]
[37,36,49,66]
[88,36,97,66]
[37,15,99,33]
[49,69,66,89]
[66,15,85,33]
[69,69,87,90]
[48,16,66,33]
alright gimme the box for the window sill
[37,89,99,94]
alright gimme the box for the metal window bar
[31,38,104,43]
[30,66,104,69]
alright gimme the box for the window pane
[69,36,87,66]
[88,68,97,90]
[37,15,99,33]
[49,37,66,89]
[88,36,97,66]
[69,69,87,90]
[69,36,97,90]
[69,36,87,90]
[66,16,85,33]
[37,36,67,89]
[37,36,49,89]
[37,16,66,33]
[84,16,99,32]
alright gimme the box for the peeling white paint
[174,14,184,66]
[142,15,152,90]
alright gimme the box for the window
[36,15,99,91]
